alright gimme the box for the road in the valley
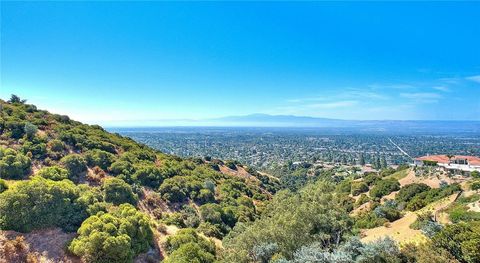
[388,137,413,160]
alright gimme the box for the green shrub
[225,160,237,170]
[446,195,480,223]
[405,184,461,211]
[109,160,134,175]
[0,179,8,193]
[37,166,69,181]
[396,183,431,203]
[61,154,87,180]
[5,120,25,139]
[335,179,352,194]
[0,148,31,179]
[48,139,65,152]
[164,242,216,263]
[472,171,480,179]
[355,194,370,208]
[370,179,400,198]
[165,228,215,255]
[197,222,223,238]
[103,178,138,205]
[24,122,38,139]
[351,182,369,196]
[471,181,480,191]
[354,211,388,229]
[363,173,381,186]
[21,141,47,159]
[85,149,115,170]
[0,177,97,232]
[132,165,164,188]
[68,204,153,263]
[432,222,480,262]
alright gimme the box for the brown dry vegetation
[0,228,79,263]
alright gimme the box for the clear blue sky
[1,2,479,125]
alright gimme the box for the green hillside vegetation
[0,96,277,262]
[1,96,479,263]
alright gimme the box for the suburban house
[414,155,480,176]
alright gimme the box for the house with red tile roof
[414,155,480,176]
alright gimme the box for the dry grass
[0,228,79,263]
[361,193,459,245]
[385,169,409,181]
[351,201,371,216]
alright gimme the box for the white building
[414,155,480,176]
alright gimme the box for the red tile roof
[415,155,480,165]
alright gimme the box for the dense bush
[335,179,352,194]
[432,222,480,263]
[198,203,237,237]
[103,178,138,205]
[354,200,402,229]
[69,204,153,263]
[354,210,388,229]
[165,242,216,263]
[60,154,87,180]
[24,122,38,139]
[109,160,134,175]
[0,179,7,193]
[472,171,480,179]
[225,160,238,170]
[159,176,214,203]
[5,120,25,139]
[369,179,400,198]
[401,242,461,263]
[351,181,369,196]
[0,148,31,179]
[446,195,480,223]
[471,181,480,191]
[0,177,99,232]
[355,193,370,208]
[363,173,381,186]
[85,149,115,170]
[396,183,431,203]
[21,140,47,159]
[223,181,353,261]
[48,139,66,152]
[164,228,216,263]
[284,237,405,263]
[132,165,164,188]
[405,184,461,211]
[373,200,402,222]
[36,166,69,181]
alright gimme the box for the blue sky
[1,2,479,125]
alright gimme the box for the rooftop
[415,155,480,165]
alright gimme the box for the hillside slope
[0,97,278,262]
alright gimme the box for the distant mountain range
[205,114,480,133]
[106,113,480,134]
[208,114,344,126]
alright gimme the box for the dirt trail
[361,193,459,244]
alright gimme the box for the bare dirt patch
[0,228,79,263]
[398,169,467,189]
[351,202,371,216]
[361,193,459,244]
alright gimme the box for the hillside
[1,97,480,263]
[0,97,278,262]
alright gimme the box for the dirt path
[361,193,459,244]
